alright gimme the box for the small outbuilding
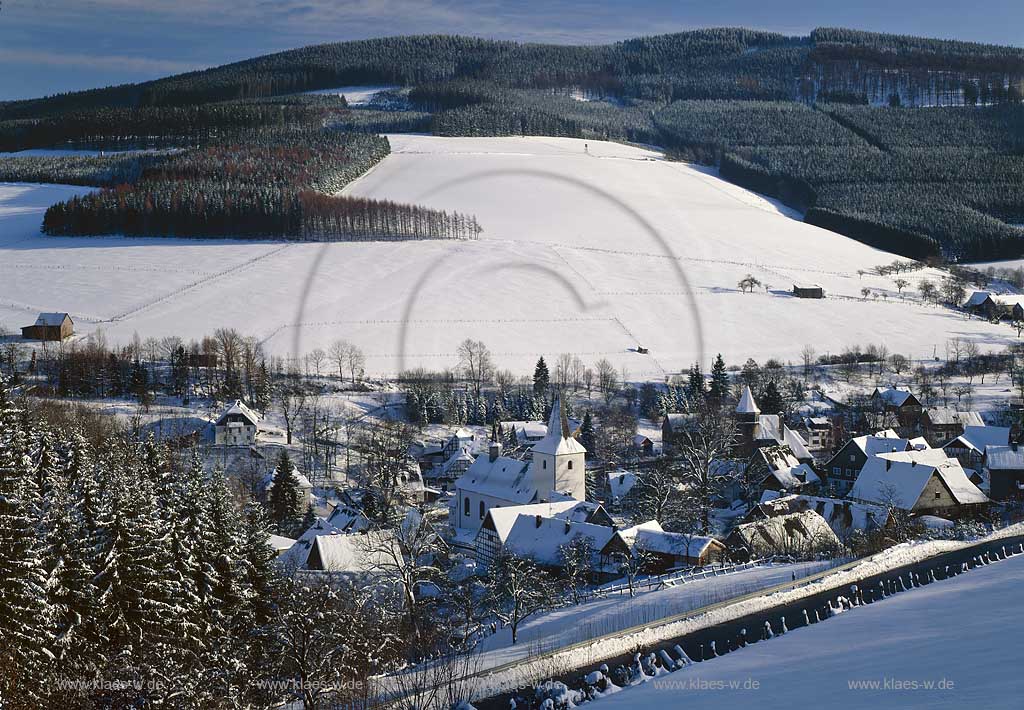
[792,284,825,299]
[21,312,74,341]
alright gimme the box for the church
[450,394,586,539]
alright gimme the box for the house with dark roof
[823,430,924,496]
[21,312,74,341]
[870,387,922,428]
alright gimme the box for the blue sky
[1,1,1021,101]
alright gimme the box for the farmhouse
[451,395,586,538]
[870,387,922,428]
[725,510,841,560]
[746,445,820,496]
[983,445,1024,501]
[214,399,260,446]
[823,431,925,496]
[962,292,1024,320]
[21,312,74,341]
[753,492,889,540]
[849,454,988,516]
[792,283,825,299]
[943,425,1010,470]
[617,520,725,570]
[473,500,611,566]
[921,407,984,444]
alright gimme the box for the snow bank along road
[588,539,1024,710]
[0,136,1015,374]
[379,526,1023,708]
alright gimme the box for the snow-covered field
[0,136,1016,376]
[592,549,1024,709]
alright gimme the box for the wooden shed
[792,284,825,299]
[21,312,74,341]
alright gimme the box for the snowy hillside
[0,136,1015,376]
[589,550,1024,709]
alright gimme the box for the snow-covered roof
[991,294,1024,307]
[502,513,617,567]
[531,395,586,456]
[308,530,398,574]
[872,387,918,407]
[924,408,984,427]
[618,520,722,559]
[850,456,988,509]
[607,470,639,501]
[853,434,912,457]
[736,386,760,415]
[325,503,371,533]
[215,399,260,427]
[277,516,345,568]
[633,434,652,447]
[483,500,598,544]
[455,454,536,504]
[946,425,1011,453]
[729,510,840,554]
[268,534,296,552]
[963,291,992,308]
[877,448,950,465]
[757,492,889,533]
[782,426,812,461]
[34,312,71,326]
[984,445,1024,470]
[767,463,820,491]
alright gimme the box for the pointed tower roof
[532,394,586,456]
[736,386,760,415]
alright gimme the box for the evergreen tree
[268,450,300,535]
[760,379,786,415]
[533,356,550,395]
[579,411,597,457]
[0,383,52,704]
[708,353,730,405]
[685,363,705,407]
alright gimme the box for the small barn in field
[792,284,825,299]
[21,312,74,341]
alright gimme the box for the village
[4,288,1024,667]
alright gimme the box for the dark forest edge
[2,26,1024,256]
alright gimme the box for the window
[543,460,547,469]
[832,466,840,476]
[849,454,855,462]
[479,500,485,519]
[464,497,470,516]
[935,491,942,499]
[567,460,573,470]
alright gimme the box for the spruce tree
[579,412,597,456]
[708,353,731,405]
[761,379,785,415]
[533,356,550,395]
[0,383,52,704]
[268,450,300,535]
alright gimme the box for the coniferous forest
[2,26,1024,256]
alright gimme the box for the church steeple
[530,393,586,501]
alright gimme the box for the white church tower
[530,394,586,501]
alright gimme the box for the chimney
[886,459,892,471]
[489,441,502,462]
[535,515,543,529]
[911,460,917,467]
[1014,442,1019,453]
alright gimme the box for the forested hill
[3,26,1024,260]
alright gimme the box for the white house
[849,452,988,515]
[214,400,260,446]
[451,395,586,539]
